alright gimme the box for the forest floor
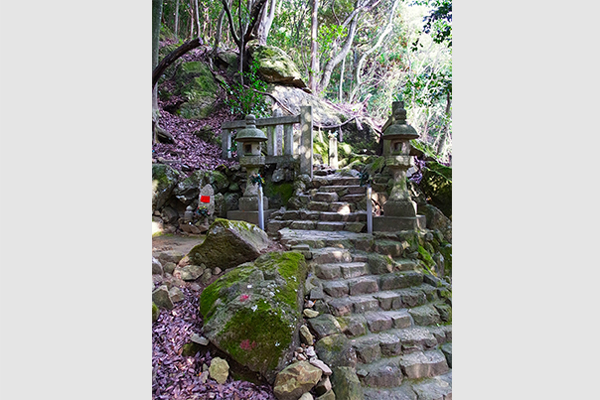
[152,233,285,400]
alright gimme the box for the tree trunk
[152,0,164,143]
[238,0,245,86]
[213,9,226,52]
[318,13,358,94]
[255,0,277,45]
[350,0,399,102]
[339,54,345,102]
[194,0,201,39]
[174,0,180,41]
[308,0,319,93]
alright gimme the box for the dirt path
[152,233,206,258]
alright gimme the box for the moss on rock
[187,218,269,270]
[200,251,308,383]
[172,61,219,120]
[152,164,182,211]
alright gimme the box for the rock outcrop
[199,251,308,383]
[187,218,269,270]
[247,42,307,89]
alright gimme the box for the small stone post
[274,109,283,155]
[328,133,338,169]
[299,105,313,179]
[221,128,232,159]
[284,124,294,156]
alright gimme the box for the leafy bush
[223,59,270,118]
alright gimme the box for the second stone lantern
[226,114,272,226]
[373,101,426,231]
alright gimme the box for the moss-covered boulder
[419,161,452,219]
[171,61,219,120]
[152,164,182,211]
[187,218,269,270]
[199,251,308,383]
[247,43,306,88]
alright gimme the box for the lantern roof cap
[382,101,419,140]
[235,114,267,142]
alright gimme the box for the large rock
[172,61,220,119]
[419,161,452,219]
[273,361,323,400]
[269,85,344,127]
[152,164,182,211]
[247,43,306,88]
[187,218,269,270]
[199,251,308,383]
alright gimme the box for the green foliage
[223,59,270,117]
[412,0,452,48]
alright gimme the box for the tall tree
[152,0,164,142]
[349,0,400,102]
[254,0,278,45]
[308,0,319,93]
[219,0,268,85]
[174,0,180,41]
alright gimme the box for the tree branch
[220,0,240,46]
[152,37,203,89]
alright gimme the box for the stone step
[340,193,368,203]
[315,262,370,280]
[313,192,339,202]
[399,350,449,380]
[356,357,404,388]
[363,372,452,400]
[409,371,452,400]
[319,271,425,300]
[313,176,361,187]
[317,185,366,195]
[308,201,355,213]
[323,284,438,317]
[322,276,380,298]
[347,326,445,358]
[275,210,367,222]
[311,247,353,264]
[363,383,419,400]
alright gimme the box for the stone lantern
[227,114,273,225]
[373,101,426,231]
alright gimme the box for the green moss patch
[199,251,308,382]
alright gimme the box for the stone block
[291,220,318,230]
[316,221,345,231]
[374,292,402,310]
[358,360,403,388]
[314,192,339,202]
[348,276,379,296]
[379,272,423,291]
[408,305,441,326]
[331,367,364,400]
[336,314,367,338]
[399,350,449,379]
[323,281,349,298]
[315,334,357,368]
[340,262,369,279]
[327,297,354,317]
[389,310,412,329]
[365,312,393,333]
[308,314,343,339]
[316,264,342,280]
[379,333,402,356]
[351,296,379,313]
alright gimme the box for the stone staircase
[273,226,452,399]
[267,170,369,234]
